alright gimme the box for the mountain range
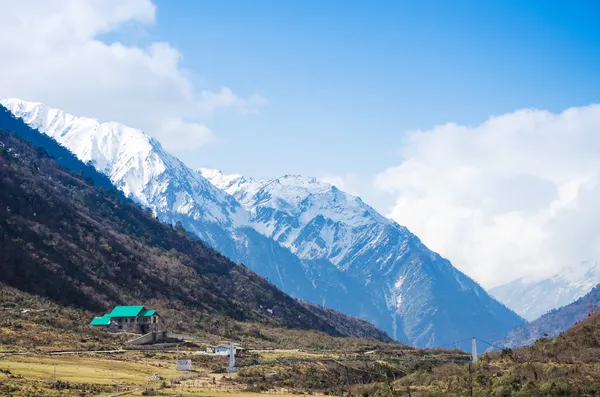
[499,281,600,349]
[198,169,525,347]
[490,261,600,321]
[1,98,524,350]
[0,111,389,342]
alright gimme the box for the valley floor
[3,284,600,396]
[0,347,469,397]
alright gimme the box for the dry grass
[0,351,300,396]
[0,354,182,386]
[259,350,339,361]
[127,388,291,397]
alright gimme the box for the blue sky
[3,0,600,284]
[146,0,600,183]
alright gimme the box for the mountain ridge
[2,98,524,351]
[498,281,600,348]
[199,169,525,347]
[490,261,600,321]
[0,121,391,342]
[0,97,331,304]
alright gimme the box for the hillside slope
[394,309,600,396]
[498,283,600,348]
[529,308,600,363]
[200,169,524,349]
[0,130,390,342]
[490,261,600,321]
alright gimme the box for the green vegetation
[389,311,600,396]
[0,345,467,397]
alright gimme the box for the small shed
[213,344,244,355]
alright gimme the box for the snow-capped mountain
[2,98,524,350]
[200,169,524,346]
[1,97,385,322]
[0,98,325,303]
[198,170,394,266]
[1,98,244,237]
[489,261,600,321]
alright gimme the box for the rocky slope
[200,170,524,348]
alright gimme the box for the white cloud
[0,0,266,151]
[198,87,268,116]
[375,105,600,288]
[318,173,360,195]
[158,118,216,151]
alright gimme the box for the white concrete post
[227,341,237,373]
[472,337,478,363]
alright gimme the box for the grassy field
[0,296,470,397]
[0,352,221,396]
[0,354,182,385]
[0,346,450,396]
[126,389,291,397]
[0,350,295,396]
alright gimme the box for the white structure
[214,346,230,355]
[176,359,193,371]
[227,341,237,373]
[472,337,478,363]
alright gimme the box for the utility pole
[227,341,237,373]
[471,337,478,364]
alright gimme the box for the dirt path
[0,349,126,357]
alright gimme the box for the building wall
[215,347,230,354]
[110,315,159,333]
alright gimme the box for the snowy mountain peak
[199,168,522,345]
[200,168,390,227]
[201,168,421,275]
[198,167,257,192]
[1,98,247,232]
[2,98,162,192]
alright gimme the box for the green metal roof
[108,305,145,317]
[90,306,157,325]
[90,314,111,326]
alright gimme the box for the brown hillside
[388,310,600,396]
